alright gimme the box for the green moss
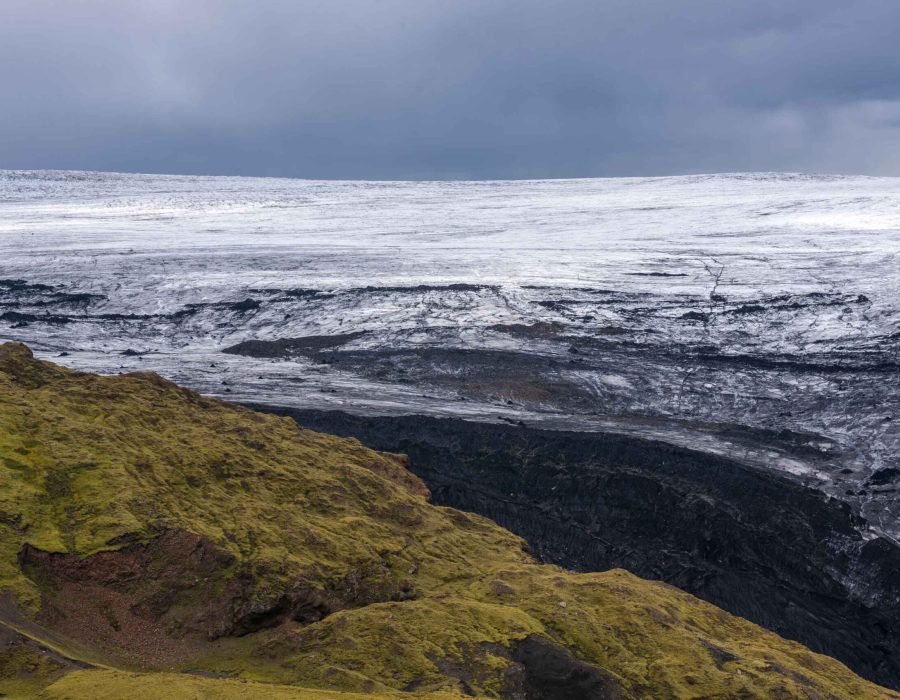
[39,669,466,700]
[0,638,67,699]
[235,597,545,694]
[1,342,898,700]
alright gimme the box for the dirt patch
[458,378,560,404]
[19,530,235,666]
[870,468,900,487]
[222,333,367,358]
[489,322,567,340]
[506,636,628,699]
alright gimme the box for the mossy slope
[0,342,896,699]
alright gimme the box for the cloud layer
[3,0,900,179]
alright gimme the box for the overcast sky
[2,0,900,179]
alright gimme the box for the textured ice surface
[1,169,899,536]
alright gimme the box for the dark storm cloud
[2,0,900,178]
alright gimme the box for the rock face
[1,343,898,699]
[270,407,900,691]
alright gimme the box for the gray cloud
[2,0,899,178]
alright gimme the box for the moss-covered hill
[0,341,895,700]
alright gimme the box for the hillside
[0,341,896,699]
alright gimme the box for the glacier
[1,169,899,538]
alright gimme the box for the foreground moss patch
[39,670,464,700]
[1,342,898,699]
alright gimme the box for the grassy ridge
[0,342,897,699]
